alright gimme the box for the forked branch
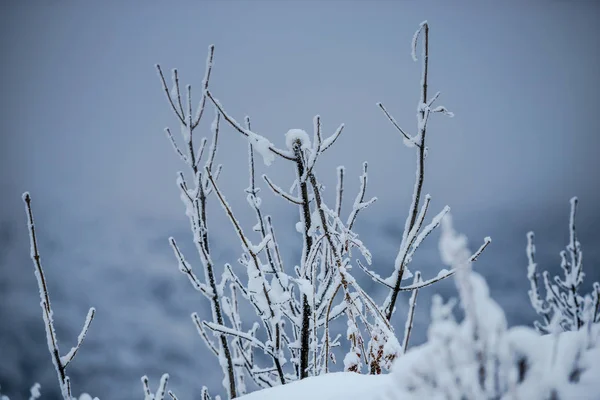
[22,192,95,400]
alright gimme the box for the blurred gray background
[1,1,599,399]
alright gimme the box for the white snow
[247,130,275,166]
[296,278,314,305]
[233,293,600,400]
[285,129,311,151]
[238,372,389,400]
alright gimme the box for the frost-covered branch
[141,374,171,400]
[401,272,421,354]
[377,22,454,322]
[263,175,303,205]
[206,167,286,386]
[157,45,237,398]
[22,192,96,400]
[526,198,599,333]
[206,91,294,163]
[346,162,377,232]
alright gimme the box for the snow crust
[237,372,389,400]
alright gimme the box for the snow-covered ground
[237,372,387,400]
[236,324,600,400]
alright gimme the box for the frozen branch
[158,45,238,398]
[380,22,454,323]
[376,102,417,147]
[22,192,95,400]
[206,90,294,162]
[61,307,96,368]
[527,198,598,333]
[263,175,304,205]
[402,272,421,353]
[141,374,170,400]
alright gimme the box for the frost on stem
[21,192,96,400]
[526,198,600,333]
[157,45,237,398]
[376,21,456,322]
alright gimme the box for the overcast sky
[1,1,599,399]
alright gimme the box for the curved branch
[206,91,294,161]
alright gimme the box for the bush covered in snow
[7,21,599,400]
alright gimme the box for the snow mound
[238,372,389,400]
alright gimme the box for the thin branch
[196,137,209,169]
[169,237,206,294]
[376,102,417,147]
[335,166,345,217]
[356,260,394,290]
[203,111,220,172]
[65,377,71,400]
[155,65,186,125]
[398,237,491,291]
[174,70,185,120]
[321,123,345,152]
[186,84,196,171]
[347,162,376,231]
[206,90,294,160]
[203,322,274,357]
[61,307,96,367]
[157,374,169,400]
[164,128,189,163]
[402,272,421,354]
[141,376,152,398]
[324,283,342,373]
[192,44,215,128]
[206,169,255,256]
[192,313,219,357]
[263,175,304,205]
[384,22,431,322]
[23,192,95,400]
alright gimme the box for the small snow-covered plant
[526,197,600,333]
[141,374,181,400]
[20,193,98,400]
[155,21,487,398]
[0,383,41,400]
[27,383,41,400]
[385,215,600,400]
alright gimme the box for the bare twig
[263,175,304,205]
[61,307,96,368]
[376,102,417,147]
[335,166,345,217]
[158,45,238,398]
[156,65,186,125]
[402,272,421,353]
[384,22,433,322]
[22,192,95,400]
[206,91,294,161]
